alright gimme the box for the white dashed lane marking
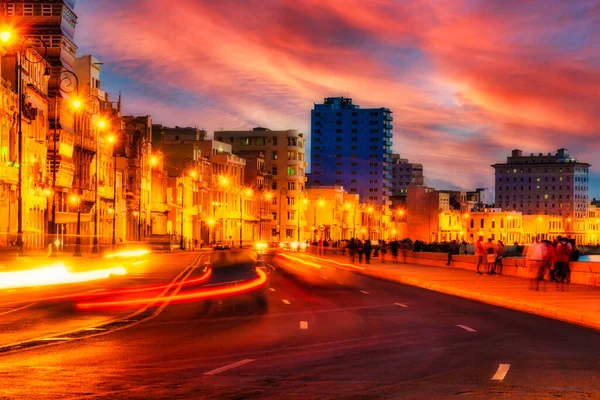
[204,359,255,376]
[359,290,370,295]
[456,324,477,333]
[491,364,510,381]
[394,303,408,308]
[282,299,291,305]
[269,288,276,292]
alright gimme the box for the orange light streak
[277,253,322,269]
[75,268,212,299]
[0,263,126,290]
[301,253,365,271]
[76,268,266,310]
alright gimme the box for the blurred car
[205,250,269,314]
[279,241,308,252]
[212,241,231,250]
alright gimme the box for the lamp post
[72,94,101,257]
[90,113,106,254]
[258,190,272,242]
[179,158,195,250]
[1,34,50,255]
[48,68,78,255]
[297,191,307,242]
[279,187,287,241]
[139,140,153,242]
[367,205,374,240]
[108,134,118,248]
[179,181,184,250]
[240,188,252,248]
[314,196,324,241]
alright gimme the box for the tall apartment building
[215,127,307,241]
[492,149,590,219]
[390,153,424,205]
[310,97,393,206]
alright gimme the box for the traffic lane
[0,256,599,399]
[0,252,204,347]
[271,253,600,397]
[0,260,509,399]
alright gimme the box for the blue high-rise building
[310,97,393,206]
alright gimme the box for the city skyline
[76,0,600,198]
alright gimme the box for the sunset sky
[76,0,600,198]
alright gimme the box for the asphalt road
[0,250,598,399]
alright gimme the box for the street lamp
[2,34,50,255]
[297,191,307,242]
[179,158,195,250]
[279,187,287,241]
[108,134,118,248]
[314,197,324,241]
[258,190,272,242]
[92,115,107,254]
[367,205,374,240]
[138,140,154,241]
[72,94,101,257]
[49,68,79,255]
[240,188,252,248]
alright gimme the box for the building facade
[390,153,424,205]
[493,149,590,219]
[215,127,307,242]
[310,97,393,206]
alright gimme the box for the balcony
[47,130,76,158]
[383,139,393,147]
[384,115,393,122]
[0,164,18,183]
[384,123,393,130]
[383,131,393,139]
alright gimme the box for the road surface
[0,250,598,399]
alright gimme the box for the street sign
[318,224,325,232]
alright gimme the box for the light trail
[0,263,126,290]
[76,267,267,310]
[104,249,150,258]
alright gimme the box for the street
[0,250,598,399]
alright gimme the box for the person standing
[494,240,506,275]
[390,240,399,264]
[357,240,364,264]
[364,239,372,264]
[347,238,357,264]
[380,240,387,263]
[475,236,485,275]
[446,240,457,266]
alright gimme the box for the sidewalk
[307,251,600,331]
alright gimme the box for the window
[23,4,34,16]
[336,137,343,142]
[492,220,495,228]
[287,211,296,221]
[287,151,297,160]
[287,166,296,176]
[480,219,484,228]
[286,228,293,238]
[288,182,296,190]
[287,197,295,206]
[271,181,277,190]
[272,151,278,160]
[272,137,278,145]
[241,137,251,146]
[272,167,278,175]
[42,4,53,16]
[272,197,277,205]
[272,212,277,220]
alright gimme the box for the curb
[359,268,600,332]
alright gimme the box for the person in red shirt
[474,236,485,275]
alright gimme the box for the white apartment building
[493,149,590,219]
[215,127,307,241]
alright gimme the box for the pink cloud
[75,0,600,195]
